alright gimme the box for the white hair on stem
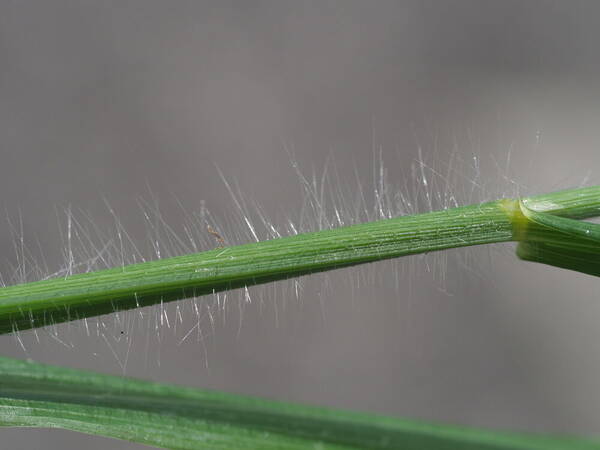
[0,136,593,371]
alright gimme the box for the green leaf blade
[2,356,600,450]
[516,194,600,277]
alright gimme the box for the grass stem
[0,186,598,334]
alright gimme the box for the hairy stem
[0,186,599,334]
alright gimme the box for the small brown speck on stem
[207,225,226,248]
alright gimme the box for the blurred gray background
[2,1,600,448]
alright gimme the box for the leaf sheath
[1,186,599,334]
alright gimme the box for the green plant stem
[516,195,600,276]
[1,186,599,334]
[1,187,600,449]
[1,356,599,450]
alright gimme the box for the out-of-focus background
[1,1,600,448]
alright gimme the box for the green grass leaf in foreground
[1,356,600,450]
[1,186,599,448]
